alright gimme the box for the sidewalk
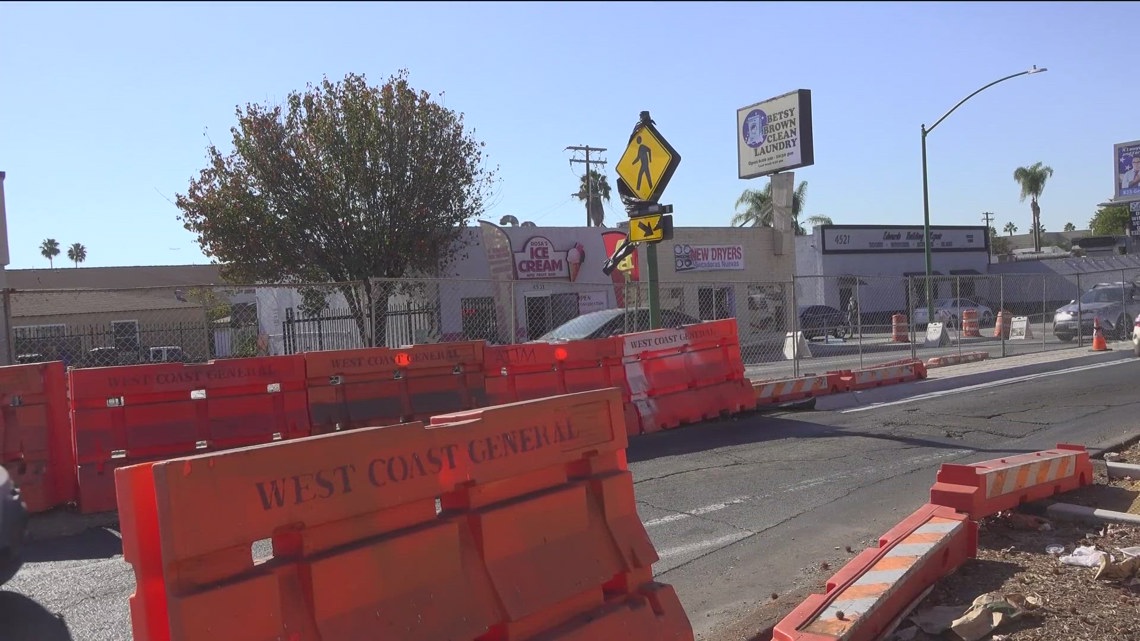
[924,342,1132,380]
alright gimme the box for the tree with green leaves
[732,180,810,235]
[66,242,87,268]
[1003,221,1018,236]
[1088,205,1129,237]
[804,214,833,228]
[1063,222,1076,232]
[39,238,60,268]
[176,70,497,345]
[1013,162,1054,253]
[991,235,1012,256]
[576,169,611,227]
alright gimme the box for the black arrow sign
[637,220,658,237]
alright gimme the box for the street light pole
[920,66,1047,325]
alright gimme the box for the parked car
[0,465,28,586]
[1054,281,1140,342]
[797,305,848,341]
[535,307,702,342]
[912,298,994,329]
[148,345,186,363]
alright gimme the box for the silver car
[1053,281,1140,342]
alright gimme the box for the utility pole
[566,145,607,226]
[981,211,995,264]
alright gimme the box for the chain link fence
[6,267,1138,375]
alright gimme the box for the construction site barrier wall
[304,342,486,434]
[621,319,755,434]
[68,356,311,514]
[773,503,977,641]
[484,339,638,436]
[0,362,76,513]
[114,388,693,641]
[929,443,1093,520]
[830,360,927,392]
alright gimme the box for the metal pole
[647,244,661,329]
[921,126,935,325]
[1076,273,1083,347]
[791,277,799,378]
[908,276,917,360]
[1000,274,1006,358]
[1042,275,1047,351]
[856,278,863,370]
[956,276,963,358]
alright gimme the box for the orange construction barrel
[891,313,909,343]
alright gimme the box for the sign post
[613,111,681,329]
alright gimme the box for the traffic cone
[1092,316,1110,352]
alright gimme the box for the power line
[566,145,607,227]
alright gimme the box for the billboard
[819,225,989,255]
[1114,140,1140,200]
[737,89,815,180]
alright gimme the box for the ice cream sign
[513,236,584,281]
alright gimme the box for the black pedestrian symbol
[633,135,653,191]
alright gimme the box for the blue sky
[1,1,1135,269]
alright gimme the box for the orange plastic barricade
[115,388,693,641]
[304,342,486,434]
[622,319,754,433]
[0,362,77,513]
[69,356,310,514]
[774,503,976,641]
[930,444,1093,520]
[484,339,637,436]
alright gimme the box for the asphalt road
[3,350,1138,641]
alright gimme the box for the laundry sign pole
[610,111,681,329]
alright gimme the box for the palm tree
[1003,222,1018,236]
[67,242,87,267]
[576,169,611,227]
[804,214,833,228]
[732,180,809,234]
[39,238,60,268]
[1013,162,1054,253]
[1063,222,1076,232]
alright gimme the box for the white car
[912,298,995,328]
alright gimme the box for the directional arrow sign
[629,213,673,244]
[616,122,681,202]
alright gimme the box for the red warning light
[553,347,568,361]
[394,352,411,367]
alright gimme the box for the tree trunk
[1031,199,1042,253]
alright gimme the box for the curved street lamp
[920,66,1048,323]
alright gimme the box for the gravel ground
[894,440,1140,641]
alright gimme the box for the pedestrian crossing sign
[616,123,681,202]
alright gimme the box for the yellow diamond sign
[615,123,681,202]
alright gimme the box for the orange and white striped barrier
[773,503,976,641]
[926,351,989,368]
[929,444,1093,520]
[753,374,836,406]
[833,360,927,392]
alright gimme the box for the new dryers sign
[673,244,744,272]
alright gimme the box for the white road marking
[841,359,1132,414]
[656,532,752,560]
[643,496,750,527]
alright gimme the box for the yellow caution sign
[615,124,681,202]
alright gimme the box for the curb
[1043,502,1140,526]
[1106,461,1140,480]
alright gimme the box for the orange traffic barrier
[621,319,754,433]
[929,444,1093,520]
[0,362,77,513]
[753,374,839,406]
[773,503,976,641]
[993,310,1012,339]
[926,351,989,368]
[961,309,980,337]
[115,388,694,641]
[304,342,487,434]
[69,356,310,514]
[832,360,927,392]
[890,314,909,343]
[484,338,637,437]
[1092,316,1110,351]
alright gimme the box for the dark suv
[1053,281,1140,342]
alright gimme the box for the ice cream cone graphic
[567,242,584,281]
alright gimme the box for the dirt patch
[898,515,1140,640]
[1105,440,1140,465]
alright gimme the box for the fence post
[1041,274,1047,351]
[1123,269,1129,342]
[999,274,1006,358]
[791,275,799,378]
[0,288,11,366]
[956,276,963,358]
[1076,273,1083,347]
[855,277,863,370]
[908,275,917,359]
